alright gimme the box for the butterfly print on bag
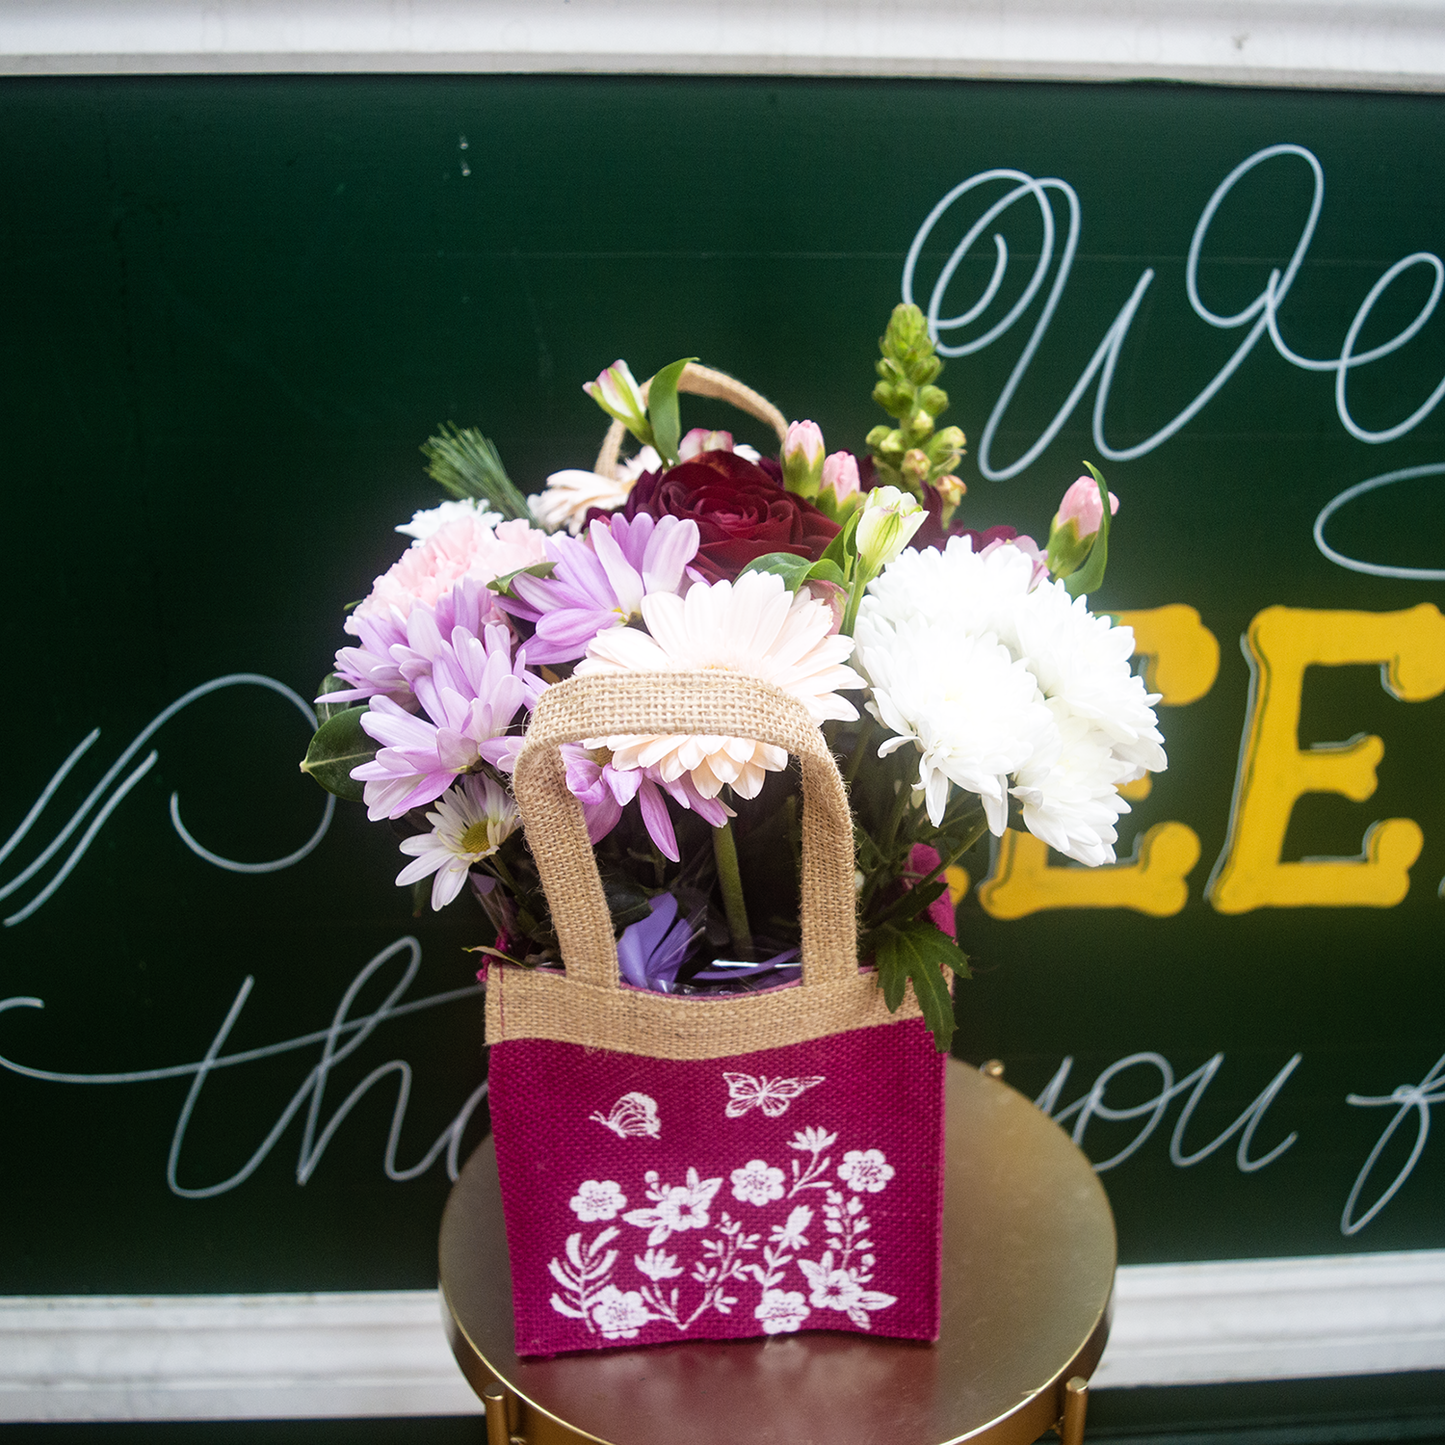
[589,1091,662,1138]
[722,1072,825,1117]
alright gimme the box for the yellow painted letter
[1208,604,1445,913]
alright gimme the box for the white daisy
[395,498,501,544]
[394,773,519,911]
[527,447,661,535]
[576,570,865,800]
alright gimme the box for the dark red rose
[622,449,839,583]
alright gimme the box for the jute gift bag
[486,671,947,1356]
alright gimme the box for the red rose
[622,450,839,583]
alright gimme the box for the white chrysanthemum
[857,533,1167,865]
[855,612,1054,834]
[576,570,865,799]
[864,534,1035,638]
[394,773,519,910]
[395,498,501,544]
[1010,579,1167,772]
[1008,703,1139,867]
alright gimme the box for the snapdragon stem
[712,820,754,959]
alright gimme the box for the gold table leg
[1059,1375,1089,1445]
[483,1378,524,1445]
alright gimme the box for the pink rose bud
[782,420,826,498]
[679,427,734,460]
[1055,474,1119,539]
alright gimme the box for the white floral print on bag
[547,1132,899,1336]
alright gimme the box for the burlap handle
[593,362,789,480]
[512,672,857,993]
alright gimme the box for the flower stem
[895,811,991,911]
[843,717,875,785]
[712,819,754,959]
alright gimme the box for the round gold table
[439,1058,1115,1445]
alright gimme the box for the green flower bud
[902,449,931,489]
[856,485,927,570]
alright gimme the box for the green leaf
[805,559,846,587]
[299,705,375,802]
[864,876,949,933]
[646,357,696,466]
[600,873,655,931]
[739,552,816,592]
[421,424,532,520]
[488,561,556,597]
[872,919,967,1052]
[314,673,352,723]
[1064,461,1112,600]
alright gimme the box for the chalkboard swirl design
[0,673,333,928]
[1313,463,1445,582]
[904,144,1445,488]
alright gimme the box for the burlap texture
[593,362,789,479]
[487,672,924,1061]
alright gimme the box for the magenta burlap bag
[486,672,947,1356]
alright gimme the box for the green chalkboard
[2,74,1442,1296]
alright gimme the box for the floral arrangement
[302,305,1165,1051]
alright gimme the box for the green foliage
[865,303,965,498]
[872,918,967,1052]
[421,423,531,520]
[488,561,556,597]
[739,552,846,592]
[646,357,696,465]
[313,673,352,723]
[299,706,374,802]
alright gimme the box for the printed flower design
[769,1205,813,1252]
[591,1285,657,1339]
[798,1257,865,1312]
[754,1289,812,1335]
[570,1180,628,1222]
[634,1248,684,1281]
[731,1160,786,1207]
[547,1132,902,1342]
[623,1168,723,1246]
[838,1149,895,1193]
[797,1252,898,1330]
